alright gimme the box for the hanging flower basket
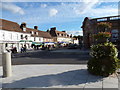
[94,32,111,44]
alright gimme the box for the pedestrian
[23,45,26,52]
[48,45,51,51]
[21,46,24,53]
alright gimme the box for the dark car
[68,44,78,49]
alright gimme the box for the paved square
[0,65,118,89]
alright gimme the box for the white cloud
[67,30,83,36]
[1,3,25,15]
[74,6,118,17]
[40,4,47,8]
[49,8,58,17]
[72,1,118,17]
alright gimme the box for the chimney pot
[34,26,38,30]
[51,27,56,31]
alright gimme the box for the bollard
[2,52,12,77]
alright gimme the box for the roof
[55,31,67,34]
[26,28,52,38]
[0,19,52,39]
[0,19,24,33]
[38,31,52,38]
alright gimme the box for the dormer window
[36,32,38,35]
[32,31,34,34]
[23,28,26,31]
[30,31,32,34]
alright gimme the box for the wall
[0,29,31,53]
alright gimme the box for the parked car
[68,44,78,49]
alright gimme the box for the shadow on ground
[3,69,103,88]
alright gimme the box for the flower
[94,32,111,40]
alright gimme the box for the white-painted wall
[30,37,43,42]
[0,29,31,42]
[57,37,73,43]
[0,29,32,53]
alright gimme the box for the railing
[92,15,120,22]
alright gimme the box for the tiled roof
[55,31,67,34]
[38,31,52,38]
[0,19,52,39]
[26,28,52,38]
[0,19,24,33]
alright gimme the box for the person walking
[21,46,24,53]
[23,45,26,52]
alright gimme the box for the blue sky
[1,0,119,36]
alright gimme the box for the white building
[0,19,53,53]
[0,19,33,53]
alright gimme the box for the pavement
[0,65,119,89]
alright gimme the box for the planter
[97,38,108,44]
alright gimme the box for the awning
[20,40,33,42]
[32,42,43,45]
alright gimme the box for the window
[57,33,59,36]
[39,38,41,41]
[25,35,28,40]
[5,43,8,47]
[34,37,36,41]
[34,32,36,34]
[17,34,19,40]
[23,28,26,31]
[32,31,34,34]
[36,32,38,35]
[3,33,5,39]
[21,35,23,39]
[30,31,32,34]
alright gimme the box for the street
[11,49,90,65]
[0,49,120,66]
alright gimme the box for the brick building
[81,15,120,49]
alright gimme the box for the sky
[0,0,119,36]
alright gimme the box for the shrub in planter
[87,42,119,76]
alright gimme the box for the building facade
[0,19,53,53]
[48,27,73,44]
[81,15,120,49]
[0,19,32,53]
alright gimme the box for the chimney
[20,22,26,31]
[21,22,26,27]
[62,31,66,32]
[34,26,38,30]
[51,27,56,31]
[47,29,50,32]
